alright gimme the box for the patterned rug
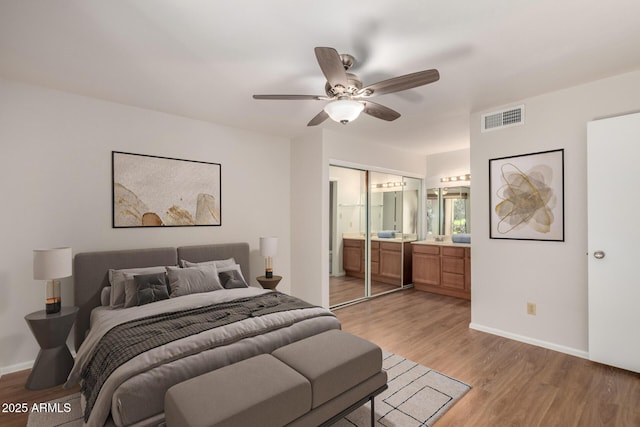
[27,351,470,427]
[337,351,471,426]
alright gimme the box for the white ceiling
[2,0,640,154]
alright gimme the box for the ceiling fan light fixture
[324,99,364,124]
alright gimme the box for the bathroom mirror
[426,186,470,236]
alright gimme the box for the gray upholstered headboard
[177,243,250,279]
[73,243,250,351]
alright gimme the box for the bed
[68,243,341,427]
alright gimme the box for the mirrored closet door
[329,166,421,307]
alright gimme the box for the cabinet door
[343,240,362,274]
[413,252,440,286]
[379,242,402,282]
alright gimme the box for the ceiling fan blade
[363,101,401,122]
[253,94,326,100]
[307,110,329,126]
[314,47,348,88]
[357,69,440,97]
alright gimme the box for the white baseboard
[1,350,77,377]
[469,322,589,360]
[0,359,34,376]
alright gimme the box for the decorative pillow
[123,271,169,308]
[180,257,236,269]
[135,272,170,306]
[217,264,249,289]
[100,287,111,307]
[166,265,223,297]
[109,266,168,308]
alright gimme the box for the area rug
[336,351,471,426]
[28,351,470,427]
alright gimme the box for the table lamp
[33,247,72,314]
[259,237,278,279]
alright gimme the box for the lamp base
[46,298,61,314]
[265,268,273,279]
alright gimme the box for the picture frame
[112,151,221,228]
[489,149,564,241]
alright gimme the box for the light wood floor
[2,289,638,426]
[335,289,640,426]
[330,274,400,306]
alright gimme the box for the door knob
[593,250,605,259]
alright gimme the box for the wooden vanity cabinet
[343,239,364,278]
[412,244,471,300]
[342,238,412,285]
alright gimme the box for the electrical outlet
[527,302,537,316]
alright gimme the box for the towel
[377,230,396,238]
[452,234,471,243]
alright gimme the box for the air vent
[481,105,525,132]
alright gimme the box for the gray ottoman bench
[165,330,387,427]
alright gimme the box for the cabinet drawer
[371,249,380,262]
[442,257,464,274]
[343,239,362,248]
[412,244,440,255]
[380,241,401,252]
[371,241,380,250]
[442,246,465,258]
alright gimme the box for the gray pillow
[218,264,249,289]
[100,287,111,307]
[218,269,248,289]
[109,266,167,308]
[135,272,170,306]
[180,257,236,268]
[167,265,223,297]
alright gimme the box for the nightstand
[256,275,282,290]
[24,306,78,390]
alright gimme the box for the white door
[587,112,640,373]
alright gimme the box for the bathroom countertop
[411,240,471,248]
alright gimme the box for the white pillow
[108,266,168,308]
[166,265,223,297]
[180,257,236,269]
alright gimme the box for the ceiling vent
[481,104,525,132]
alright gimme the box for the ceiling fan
[253,47,440,126]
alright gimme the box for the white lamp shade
[33,247,72,280]
[259,237,278,257]
[324,99,364,123]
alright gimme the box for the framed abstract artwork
[112,151,221,228]
[489,149,564,241]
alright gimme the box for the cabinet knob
[593,250,605,259]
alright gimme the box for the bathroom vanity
[411,241,471,300]
[343,237,413,286]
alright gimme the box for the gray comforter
[67,288,340,427]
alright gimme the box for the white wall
[289,129,327,307]
[470,70,640,357]
[0,79,291,373]
[425,148,470,189]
